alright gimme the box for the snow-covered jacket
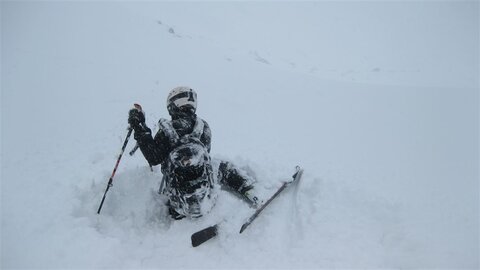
[134,114,211,168]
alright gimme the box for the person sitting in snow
[128,86,260,219]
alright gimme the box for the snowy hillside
[1,2,479,269]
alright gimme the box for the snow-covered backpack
[158,117,215,218]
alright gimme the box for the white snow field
[1,2,479,269]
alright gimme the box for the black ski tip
[292,166,302,178]
[191,225,218,247]
[239,223,248,234]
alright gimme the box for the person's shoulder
[197,117,210,128]
[156,118,174,136]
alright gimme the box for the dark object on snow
[97,126,133,214]
[191,225,218,247]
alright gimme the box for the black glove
[128,105,145,129]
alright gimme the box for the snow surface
[1,1,479,269]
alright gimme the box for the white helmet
[167,86,197,113]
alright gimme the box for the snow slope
[1,2,479,269]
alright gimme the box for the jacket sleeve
[134,123,170,166]
[201,120,212,153]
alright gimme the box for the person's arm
[135,127,171,166]
[201,120,212,153]
[128,108,169,166]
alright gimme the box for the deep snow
[1,2,479,269]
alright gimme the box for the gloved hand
[128,104,145,129]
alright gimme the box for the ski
[190,166,303,247]
[191,224,218,247]
[239,166,303,233]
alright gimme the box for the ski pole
[129,143,153,172]
[129,143,140,156]
[97,127,133,214]
[129,119,154,172]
